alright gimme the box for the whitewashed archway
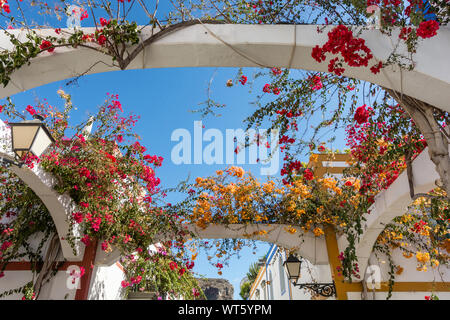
[0,120,84,260]
[96,223,329,266]
[338,146,445,278]
[0,24,449,112]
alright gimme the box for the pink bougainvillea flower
[311,75,323,91]
[80,202,89,208]
[26,105,37,116]
[101,241,109,252]
[72,212,84,224]
[81,234,91,246]
[97,34,107,46]
[99,17,110,27]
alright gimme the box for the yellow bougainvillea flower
[285,226,297,234]
[309,154,319,163]
[313,227,324,237]
[395,266,404,275]
[227,166,245,178]
[416,251,430,264]
[403,252,413,259]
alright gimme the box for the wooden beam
[75,241,98,300]
[324,225,347,300]
[343,281,450,292]
[1,261,84,271]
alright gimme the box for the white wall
[0,242,126,300]
[88,263,126,300]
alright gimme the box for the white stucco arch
[96,223,329,267]
[0,24,449,112]
[338,146,444,278]
[186,223,329,264]
[0,120,84,261]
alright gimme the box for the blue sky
[0,1,353,299]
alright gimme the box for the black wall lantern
[283,254,336,298]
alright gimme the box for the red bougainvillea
[416,20,440,39]
[311,25,382,76]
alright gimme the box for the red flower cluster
[412,220,427,233]
[280,135,295,145]
[416,20,439,39]
[40,40,54,53]
[169,261,178,271]
[72,212,84,223]
[271,67,282,75]
[1,0,10,14]
[280,160,302,176]
[239,75,247,85]
[26,105,37,116]
[399,27,413,40]
[312,25,383,75]
[97,34,107,46]
[80,9,88,21]
[370,61,383,74]
[100,17,111,27]
[81,234,91,246]
[354,105,370,124]
[263,83,271,93]
[310,75,323,91]
[276,109,302,118]
[303,168,314,181]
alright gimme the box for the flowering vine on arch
[0,91,202,300]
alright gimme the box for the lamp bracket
[292,281,336,297]
[0,156,23,168]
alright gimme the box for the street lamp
[283,254,302,283]
[283,254,336,298]
[1,114,55,167]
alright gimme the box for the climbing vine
[0,91,200,299]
